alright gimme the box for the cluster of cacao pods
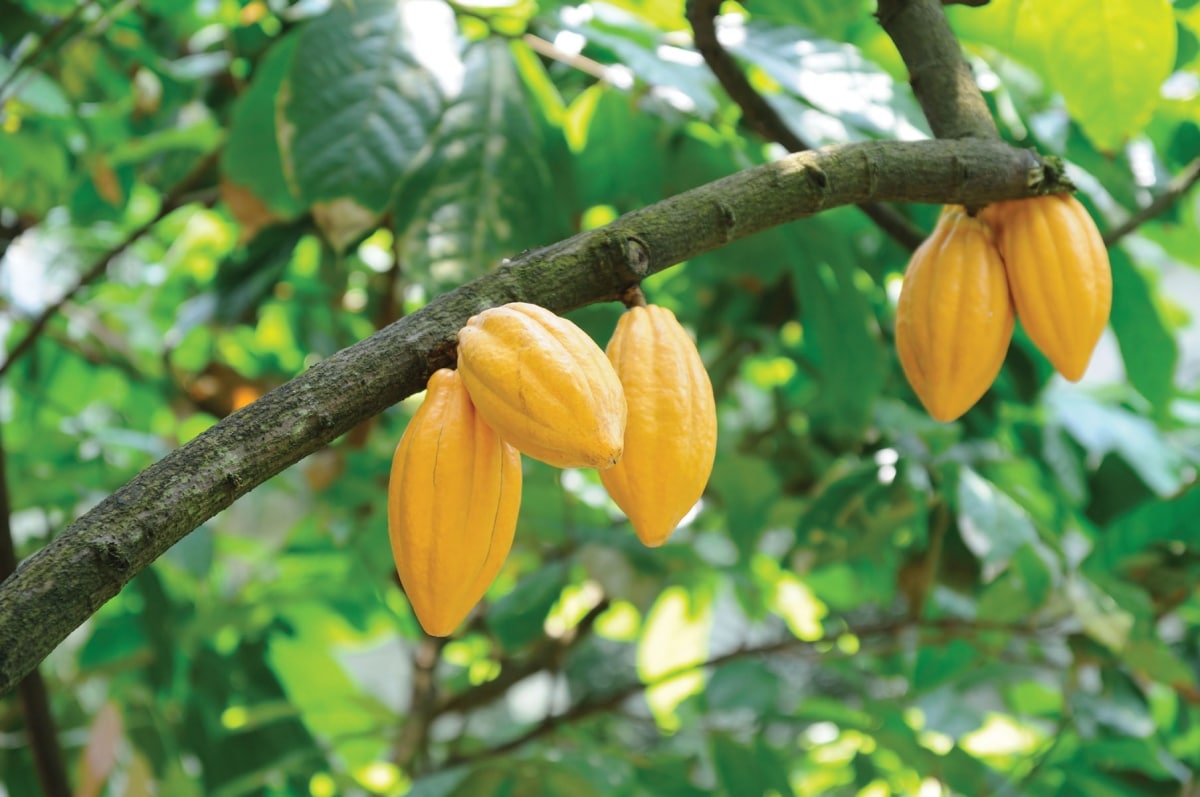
[895,194,1112,422]
[388,301,717,636]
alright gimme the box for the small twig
[1103,156,1200,246]
[392,635,449,774]
[0,150,219,380]
[686,0,926,250]
[436,598,609,716]
[0,427,72,797]
[522,33,620,84]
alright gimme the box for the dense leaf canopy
[1,0,1199,796]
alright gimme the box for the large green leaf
[391,38,572,289]
[282,0,456,211]
[709,733,792,797]
[1045,389,1185,497]
[569,84,669,210]
[954,465,1039,578]
[637,584,713,730]
[728,20,929,141]
[222,34,303,219]
[1093,485,1200,571]
[951,0,1176,149]
[1037,0,1176,149]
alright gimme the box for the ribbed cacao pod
[600,305,717,547]
[456,302,627,469]
[895,205,1015,422]
[387,368,522,637]
[981,194,1112,381]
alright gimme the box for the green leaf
[283,0,456,211]
[788,214,889,441]
[950,0,1177,149]
[569,84,668,209]
[213,223,308,324]
[709,733,792,797]
[569,5,720,117]
[706,659,781,713]
[708,452,780,559]
[913,639,981,691]
[729,21,928,141]
[637,585,713,730]
[449,761,605,797]
[1045,389,1185,497]
[1066,574,1134,651]
[1108,248,1177,412]
[1093,486,1200,571]
[488,561,568,652]
[222,34,304,219]
[954,466,1038,578]
[0,55,71,116]
[1037,0,1176,149]
[1120,640,1197,688]
[391,38,573,290]
[0,128,69,214]
[635,757,710,797]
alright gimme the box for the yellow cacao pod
[456,302,627,469]
[600,305,717,547]
[981,194,1112,381]
[895,205,1015,422]
[387,368,521,637]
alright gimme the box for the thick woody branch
[0,137,1058,696]
[876,0,997,140]
[686,0,925,250]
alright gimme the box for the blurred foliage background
[2,0,1200,795]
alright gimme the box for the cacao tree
[1,0,1198,795]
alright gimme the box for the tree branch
[875,0,998,141]
[437,598,609,717]
[0,428,72,797]
[1103,155,1200,246]
[686,0,925,250]
[0,137,1060,696]
[443,615,1051,768]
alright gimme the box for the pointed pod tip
[635,532,671,548]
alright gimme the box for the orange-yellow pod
[387,368,521,637]
[600,305,717,547]
[456,302,627,470]
[982,193,1112,381]
[895,205,1015,422]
